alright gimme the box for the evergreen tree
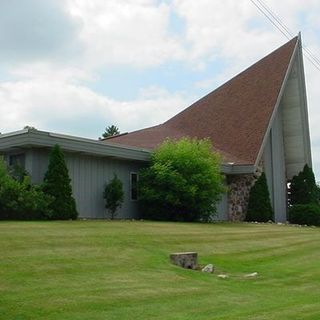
[101,125,120,139]
[246,172,274,222]
[289,164,319,205]
[43,145,78,220]
[103,174,124,219]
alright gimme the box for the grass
[0,221,320,319]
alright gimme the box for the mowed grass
[0,221,320,320]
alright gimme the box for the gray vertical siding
[27,148,229,220]
[29,149,146,219]
[263,108,287,222]
[214,193,228,221]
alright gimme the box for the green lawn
[0,221,320,320]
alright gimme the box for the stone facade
[227,166,263,221]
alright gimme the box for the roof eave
[0,129,151,162]
[221,164,256,175]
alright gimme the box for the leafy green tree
[103,174,124,219]
[42,145,78,220]
[289,164,319,205]
[246,172,273,222]
[139,138,225,222]
[101,125,120,139]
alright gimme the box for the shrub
[0,160,52,220]
[289,164,320,205]
[103,174,124,219]
[139,138,225,222]
[288,204,320,226]
[8,163,28,182]
[246,172,273,222]
[42,144,78,220]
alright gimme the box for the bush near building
[288,164,319,206]
[139,138,225,222]
[288,204,320,226]
[0,159,52,220]
[246,172,274,222]
[288,164,320,226]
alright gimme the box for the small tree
[103,174,124,219]
[139,138,225,222]
[101,125,120,139]
[246,172,273,222]
[42,144,78,220]
[288,164,319,205]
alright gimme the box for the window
[130,172,138,201]
[9,153,25,168]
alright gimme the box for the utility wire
[250,0,320,72]
[256,0,320,66]
[254,0,320,67]
[255,0,295,38]
[251,0,320,71]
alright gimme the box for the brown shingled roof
[105,37,298,165]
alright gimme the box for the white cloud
[0,67,189,137]
[0,0,81,64]
[66,0,185,68]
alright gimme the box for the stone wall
[227,167,263,221]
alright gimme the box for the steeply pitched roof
[105,37,299,165]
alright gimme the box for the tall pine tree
[43,145,78,220]
[289,164,319,205]
[101,125,120,139]
[246,172,274,222]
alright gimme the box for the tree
[139,138,225,222]
[288,164,319,205]
[103,174,124,219]
[23,125,36,130]
[246,172,273,222]
[101,125,120,139]
[42,144,78,220]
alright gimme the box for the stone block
[170,252,198,269]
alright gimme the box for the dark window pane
[9,154,25,168]
[131,173,138,200]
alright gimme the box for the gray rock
[217,274,228,279]
[202,264,214,273]
[245,272,258,278]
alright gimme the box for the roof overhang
[221,163,256,175]
[0,129,151,162]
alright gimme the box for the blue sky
[0,0,319,177]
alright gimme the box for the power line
[255,0,295,38]
[255,0,320,66]
[250,0,320,72]
[251,0,320,71]
[249,0,290,40]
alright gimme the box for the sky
[0,0,320,177]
